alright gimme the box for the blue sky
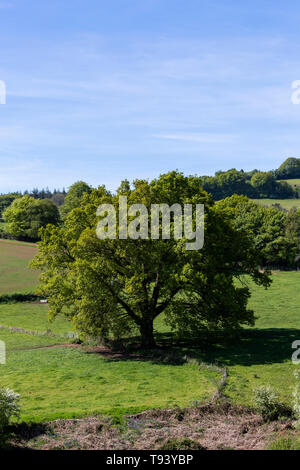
[1,0,300,192]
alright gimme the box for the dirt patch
[9,403,297,450]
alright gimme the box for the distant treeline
[198,168,295,200]
[0,181,91,241]
[1,157,300,217]
[1,172,300,268]
[0,188,67,221]
[196,157,300,200]
[1,157,300,247]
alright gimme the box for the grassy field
[178,272,300,407]
[0,301,219,421]
[279,178,300,188]
[1,348,218,422]
[252,178,300,209]
[252,198,300,210]
[0,303,74,335]
[0,238,299,423]
[0,270,298,422]
[0,239,39,294]
[0,239,220,421]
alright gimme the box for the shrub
[158,438,206,450]
[0,292,41,304]
[268,435,300,450]
[0,388,20,429]
[253,386,294,422]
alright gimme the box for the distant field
[279,178,300,187]
[0,239,39,294]
[252,198,300,210]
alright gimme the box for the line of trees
[2,168,300,347]
[0,182,91,241]
[217,195,300,268]
[198,168,296,200]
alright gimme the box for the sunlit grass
[0,303,73,335]
[0,347,218,422]
[0,239,39,293]
[252,198,300,210]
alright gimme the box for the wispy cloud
[154,133,236,143]
[1,4,300,191]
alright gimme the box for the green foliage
[198,168,294,200]
[0,193,21,220]
[275,157,300,179]
[3,196,60,241]
[253,386,293,422]
[158,437,206,450]
[0,292,40,303]
[217,195,300,267]
[250,171,294,198]
[60,181,92,220]
[251,171,274,195]
[0,388,20,429]
[268,436,300,450]
[31,172,270,347]
[198,169,256,200]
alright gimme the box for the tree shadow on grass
[86,328,300,368]
[157,328,300,367]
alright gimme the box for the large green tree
[0,193,21,220]
[275,157,300,179]
[60,181,92,220]
[250,171,275,197]
[3,195,60,241]
[32,173,270,348]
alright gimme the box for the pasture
[0,238,299,424]
[252,198,300,210]
[279,178,300,188]
[0,239,220,422]
[0,239,39,293]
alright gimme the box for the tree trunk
[140,318,156,348]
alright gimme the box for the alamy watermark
[291,80,300,104]
[96,197,204,250]
[0,80,6,104]
[0,340,6,364]
[292,341,300,416]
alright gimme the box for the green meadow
[252,198,300,210]
[0,239,39,294]
[279,178,300,188]
[0,238,299,422]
